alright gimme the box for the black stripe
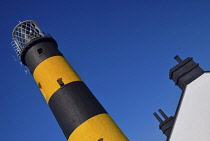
[21,37,63,74]
[48,81,107,139]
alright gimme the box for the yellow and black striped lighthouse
[12,21,129,141]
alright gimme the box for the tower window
[57,78,64,87]
[38,83,42,89]
[37,48,43,55]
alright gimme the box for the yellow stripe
[33,56,82,102]
[68,113,129,141]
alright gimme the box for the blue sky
[1,0,210,141]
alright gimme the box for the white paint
[170,72,210,141]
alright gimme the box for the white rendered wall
[170,72,210,141]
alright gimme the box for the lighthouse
[12,20,128,141]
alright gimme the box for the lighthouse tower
[12,21,128,141]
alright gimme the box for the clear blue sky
[1,0,210,141]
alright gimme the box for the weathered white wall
[170,72,210,141]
